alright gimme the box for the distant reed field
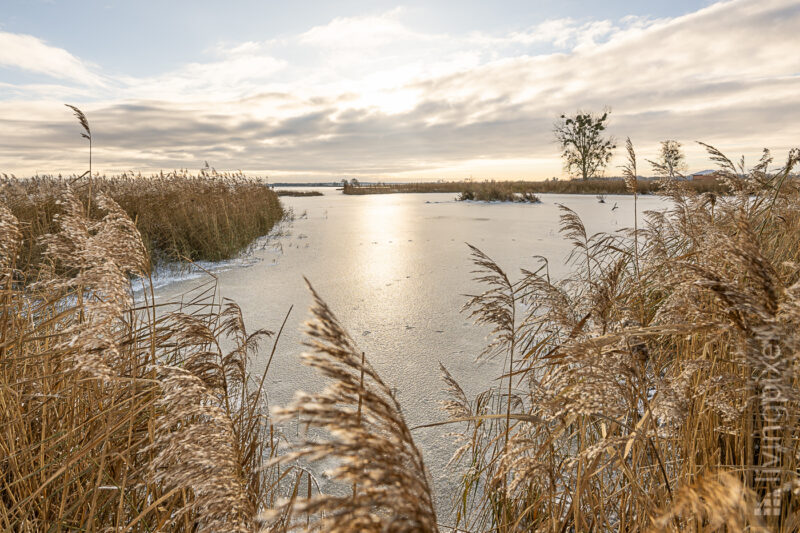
[342,177,729,197]
[3,143,800,532]
[275,189,324,197]
[0,170,284,273]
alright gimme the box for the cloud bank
[1,0,798,180]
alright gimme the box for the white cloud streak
[0,31,106,87]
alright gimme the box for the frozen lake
[153,187,670,514]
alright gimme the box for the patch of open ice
[131,221,290,295]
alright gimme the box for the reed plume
[439,145,800,531]
[65,104,92,178]
[260,280,438,532]
[622,137,640,279]
[650,472,769,532]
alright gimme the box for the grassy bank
[343,177,729,196]
[3,144,800,531]
[0,171,284,272]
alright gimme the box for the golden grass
[0,188,292,531]
[429,145,800,532]
[278,144,800,532]
[3,143,800,532]
[1,170,284,273]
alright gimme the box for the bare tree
[554,110,616,180]
[649,139,688,179]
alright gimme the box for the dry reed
[260,281,438,532]
[0,188,284,531]
[0,170,284,273]
[4,141,800,532]
[430,143,800,532]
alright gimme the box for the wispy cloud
[298,8,420,48]
[118,51,287,102]
[0,31,106,87]
[1,0,799,179]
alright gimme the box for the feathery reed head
[65,104,91,139]
[622,137,638,194]
[260,279,438,532]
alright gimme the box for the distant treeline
[342,177,729,196]
[271,182,339,187]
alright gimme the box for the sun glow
[354,197,413,287]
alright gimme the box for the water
[153,187,669,514]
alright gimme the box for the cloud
[116,43,287,102]
[500,18,622,50]
[0,31,106,86]
[1,0,799,179]
[298,8,418,49]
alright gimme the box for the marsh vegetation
[0,171,284,273]
[3,143,800,532]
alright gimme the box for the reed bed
[0,170,284,273]
[273,144,800,531]
[434,145,800,531]
[0,188,298,531]
[457,187,540,203]
[342,177,729,197]
[3,143,800,532]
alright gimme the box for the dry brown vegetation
[3,143,800,532]
[0,170,284,273]
[429,145,800,531]
[0,188,290,531]
[457,187,540,203]
[342,176,730,197]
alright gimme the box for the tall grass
[434,144,800,531]
[0,186,325,531]
[0,170,284,273]
[276,143,800,531]
[0,189,288,531]
[3,142,800,532]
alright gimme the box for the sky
[1,0,799,181]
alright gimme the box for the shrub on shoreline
[457,188,540,203]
